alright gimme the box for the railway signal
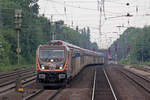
[15,9,22,30]
[14,9,22,65]
[114,45,118,52]
[127,45,131,53]
[114,44,118,62]
[0,42,2,48]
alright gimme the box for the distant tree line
[109,26,150,64]
[0,0,98,66]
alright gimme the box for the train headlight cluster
[59,64,63,69]
[59,67,63,69]
[56,63,64,69]
[40,63,64,70]
[59,64,64,69]
[41,65,45,69]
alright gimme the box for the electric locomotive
[36,40,104,87]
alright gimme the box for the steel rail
[118,69,150,93]
[0,68,34,79]
[124,68,150,82]
[103,69,118,100]
[47,89,63,100]
[91,67,118,100]
[23,88,63,100]
[91,68,96,100]
[0,73,36,87]
[0,74,36,95]
[23,89,44,100]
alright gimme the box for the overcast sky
[38,0,150,49]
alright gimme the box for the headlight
[60,66,63,69]
[56,63,64,69]
[59,64,64,69]
[50,59,54,62]
[41,65,45,69]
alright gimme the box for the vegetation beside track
[110,26,150,65]
[118,58,150,66]
[0,0,99,68]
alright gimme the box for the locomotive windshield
[39,49,64,59]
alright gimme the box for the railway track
[118,68,150,93]
[23,89,44,100]
[0,67,34,79]
[91,67,118,100]
[23,88,63,100]
[23,67,93,100]
[0,72,36,96]
[0,69,36,84]
[134,66,150,73]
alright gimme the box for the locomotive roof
[52,40,103,56]
[42,40,104,57]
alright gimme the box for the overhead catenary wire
[64,1,68,24]
[2,0,150,49]
[44,0,124,31]
[51,1,61,15]
[47,0,124,15]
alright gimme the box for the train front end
[36,41,69,86]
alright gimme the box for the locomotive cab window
[39,49,65,62]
